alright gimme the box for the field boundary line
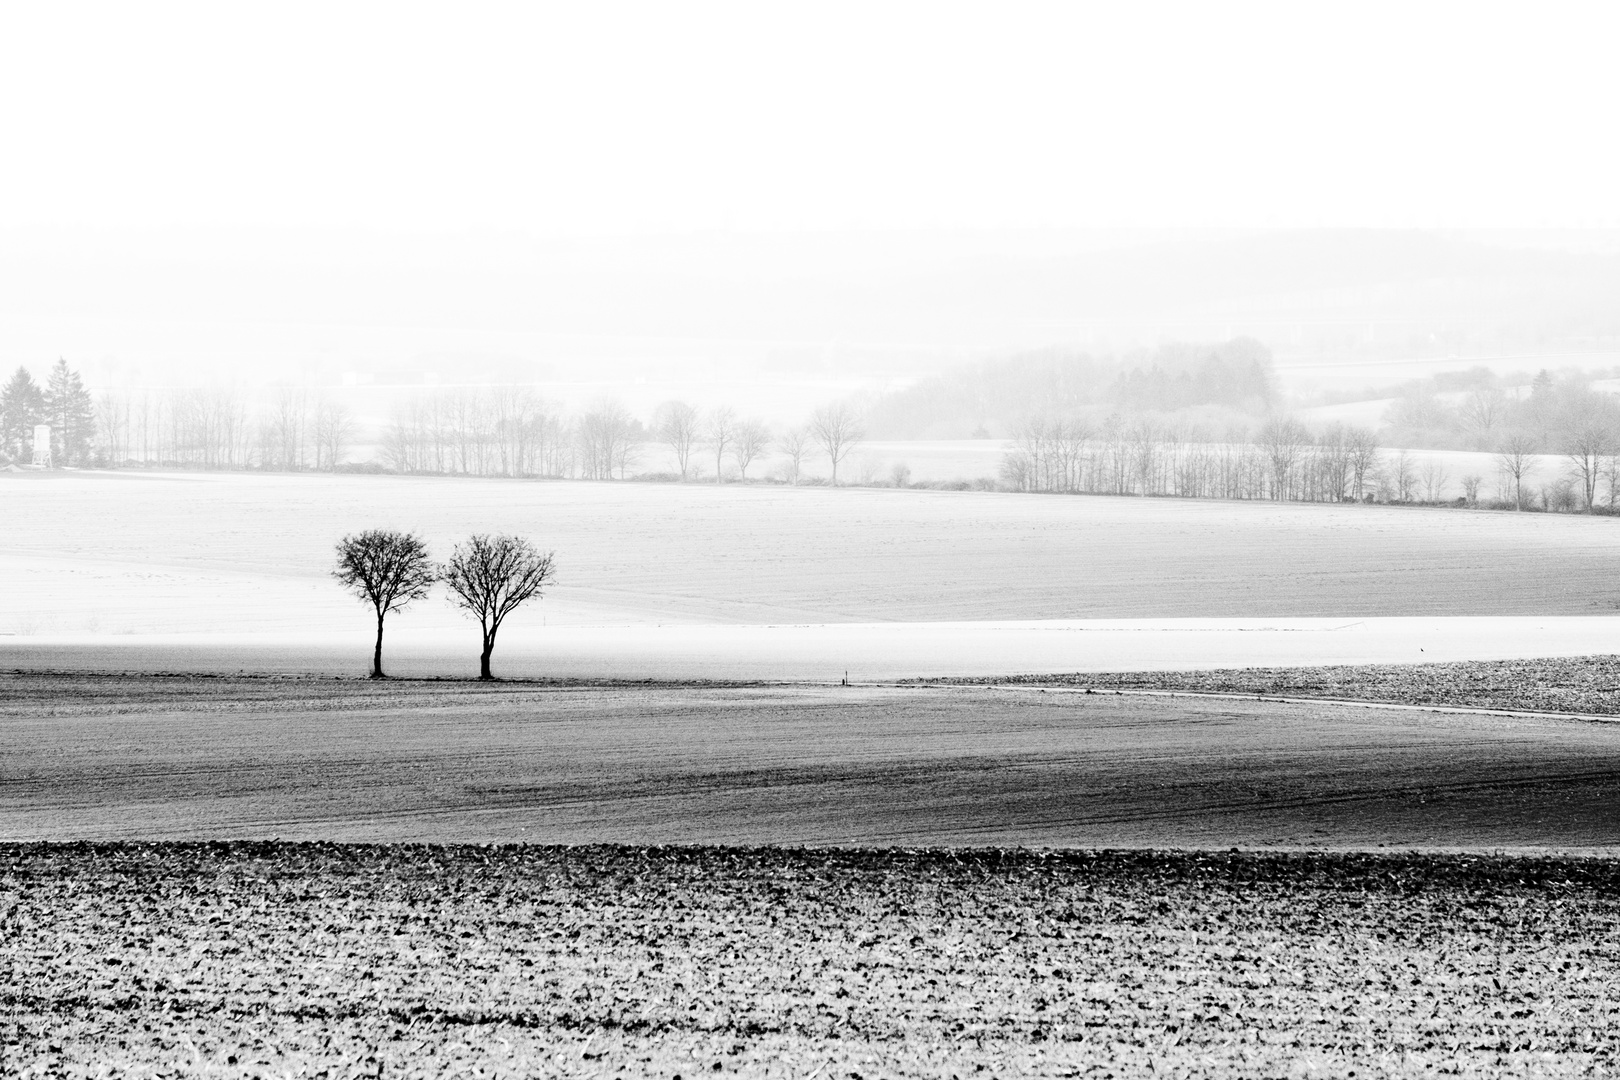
[911,683,1620,725]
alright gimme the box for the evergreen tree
[0,366,45,462]
[42,358,95,466]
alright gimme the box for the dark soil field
[10,671,1620,1076]
[6,845,1620,1077]
[6,674,1620,848]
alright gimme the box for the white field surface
[5,470,1620,679]
[11,618,1620,682]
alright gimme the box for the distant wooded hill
[866,339,1277,439]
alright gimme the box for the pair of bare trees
[332,530,556,680]
[1493,426,1616,513]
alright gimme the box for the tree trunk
[372,610,386,678]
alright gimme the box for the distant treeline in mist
[1370,366,1620,454]
[92,386,357,471]
[4,366,861,486]
[11,348,1620,514]
[1001,417,1384,503]
[865,338,1278,440]
[1001,368,1620,512]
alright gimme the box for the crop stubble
[5,845,1620,1077]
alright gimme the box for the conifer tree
[42,358,95,466]
[0,366,45,462]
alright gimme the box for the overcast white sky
[3,1,1616,234]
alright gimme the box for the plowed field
[6,845,1619,1077]
[6,676,1620,849]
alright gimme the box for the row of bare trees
[380,388,577,477]
[650,401,864,483]
[89,382,872,483]
[1489,428,1620,513]
[1002,417,1386,502]
[1004,411,1620,512]
[96,388,356,471]
[377,391,867,483]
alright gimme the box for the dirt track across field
[5,675,1620,850]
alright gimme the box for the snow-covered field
[5,470,1620,677]
[9,617,1620,681]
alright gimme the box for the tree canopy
[43,359,96,466]
[332,530,437,678]
[443,534,556,680]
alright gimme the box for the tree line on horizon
[45,379,874,485]
[1001,410,1620,512]
[14,343,1620,513]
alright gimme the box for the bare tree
[1564,417,1614,513]
[1390,450,1418,503]
[1346,426,1380,501]
[314,398,356,471]
[706,406,737,483]
[731,419,771,480]
[1256,416,1310,500]
[1457,387,1509,449]
[653,400,701,480]
[262,387,310,470]
[1015,416,1093,493]
[778,426,811,485]
[1496,431,1539,511]
[578,398,640,480]
[443,534,557,680]
[332,530,437,678]
[1419,460,1448,503]
[999,449,1034,492]
[810,403,865,485]
[1460,474,1483,507]
[1314,423,1352,501]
